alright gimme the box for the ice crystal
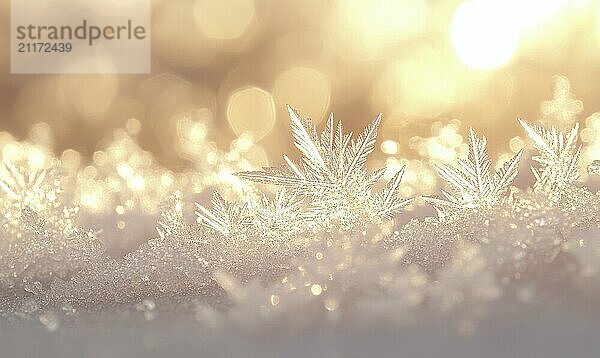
[519,119,581,195]
[49,192,295,306]
[397,120,591,283]
[0,160,48,203]
[237,106,411,228]
[0,160,78,235]
[0,207,103,292]
[0,159,103,292]
[220,221,427,319]
[395,184,595,286]
[4,78,600,342]
[253,189,306,240]
[195,189,308,242]
[195,192,254,237]
[424,128,522,215]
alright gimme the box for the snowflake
[235,105,412,229]
[519,119,581,195]
[424,128,522,215]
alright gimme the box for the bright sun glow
[450,0,520,70]
[451,0,564,70]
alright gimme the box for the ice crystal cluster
[3,87,600,337]
[0,160,103,294]
[198,106,411,234]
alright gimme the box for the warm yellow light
[60,149,81,173]
[333,0,426,60]
[375,46,456,118]
[450,0,520,70]
[582,114,600,170]
[227,87,276,140]
[273,66,331,124]
[381,140,399,155]
[343,0,425,39]
[310,284,322,296]
[598,2,600,48]
[59,71,119,119]
[81,189,103,210]
[509,136,525,152]
[513,0,562,30]
[161,173,175,187]
[129,175,145,191]
[117,163,133,178]
[27,148,46,169]
[242,145,269,169]
[194,0,255,40]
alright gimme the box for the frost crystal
[253,189,306,239]
[0,158,104,292]
[195,189,307,241]
[236,106,411,228]
[519,119,581,195]
[0,160,78,235]
[0,159,48,202]
[4,78,600,344]
[424,128,522,215]
[195,192,254,237]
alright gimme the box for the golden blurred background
[2,0,600,205]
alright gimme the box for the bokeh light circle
[194,0,255,40]
[227,87,276,140]
[273,66,331,123]
[375,46,456,119]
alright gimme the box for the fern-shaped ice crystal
[236,106,412,226]
[519,119,581,194]
[195,192,254,237]
[0,160,48,202]
[424,128,522,214]
[255,189,303,228]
